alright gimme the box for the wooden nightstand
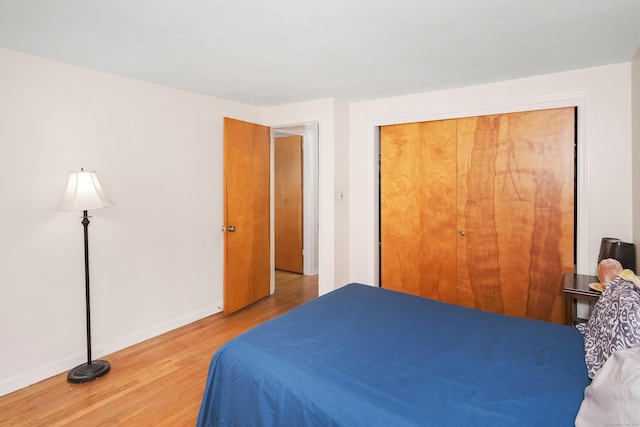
[562,273,601,325]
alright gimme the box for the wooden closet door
[456,108,575,323]
[380,119,458,303]
[380,107,575,323]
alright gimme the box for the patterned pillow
[577,277,640,378]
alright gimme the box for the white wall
[0,47,262,396]
[0,47,350,395]
[332,99,351,288]
[348,63,634,285]
[632,47,640,268]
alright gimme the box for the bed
[197,283,593,426]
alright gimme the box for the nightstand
[562,272,601,325]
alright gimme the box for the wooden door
[223,117,271,314]
[380,119,458,303]
[456,108,575,323]
[274,135,304,273]
[380,107,575,323]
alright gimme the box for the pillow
[577,276,640,378]
[575,344,640,426]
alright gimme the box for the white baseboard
[0,302,222,397]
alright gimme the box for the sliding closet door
[380,119,458,303]
[456,108,575,323]
[380,107,575,323]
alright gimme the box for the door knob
[459,230,465,236]
[222,225,236,232]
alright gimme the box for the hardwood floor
[0,273,318,426]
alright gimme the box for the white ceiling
[1,0,639,106]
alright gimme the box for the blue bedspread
[197,283,589,426]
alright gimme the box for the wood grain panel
[223,118,271,314]
[380,120,458,303]
[456,115,505,313]
[274,135,304,273]
[381,108,574,323]
[457,108,575,322]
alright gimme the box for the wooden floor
[0,272,318,426]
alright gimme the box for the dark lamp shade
[598,237,636,271]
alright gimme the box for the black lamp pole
[67,209,111,383]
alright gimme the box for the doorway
[272,123,319,291]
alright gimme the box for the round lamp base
[67,360,111,383]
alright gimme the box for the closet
[380,107,575,324]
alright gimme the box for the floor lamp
[60,168,113,383]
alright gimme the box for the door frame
[271,122,319,292]
[375,92,590,284]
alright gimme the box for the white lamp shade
[60,170,113,211]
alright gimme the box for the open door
[223,117,271,314]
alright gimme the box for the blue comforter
[197,283,589,426]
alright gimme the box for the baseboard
[92,303,222,361]
[0,302,222,397]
